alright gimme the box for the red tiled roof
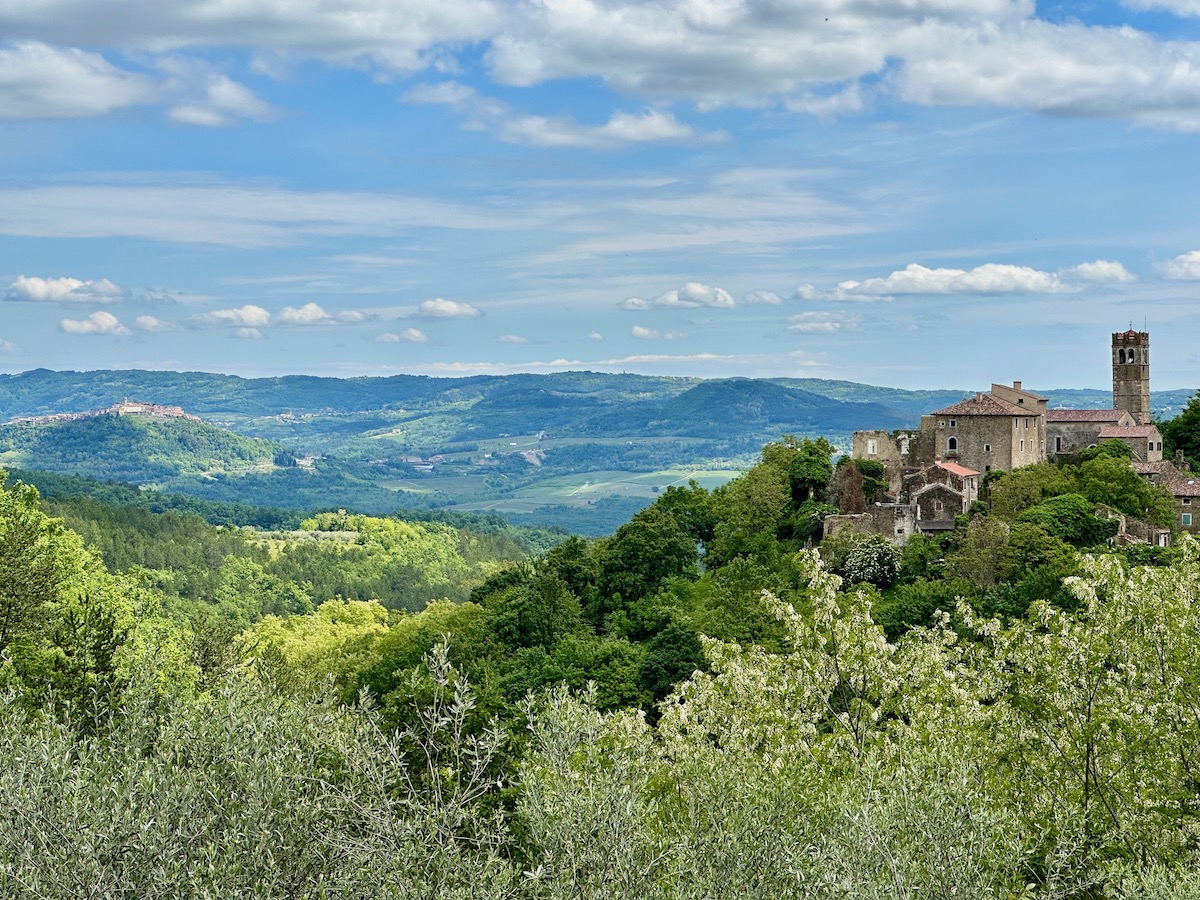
[936,460,980,478]
[1097,424,1159,439]
[1167,477,1200,498]
[1046,408,1126,423]
[931,394,1027,417]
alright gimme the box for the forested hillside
[3,419,1200,896]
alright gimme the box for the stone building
[904,459,980,532]
[921,392,1043,474]
[850,429,912,496]
[1096,423,1163,462]
[1046,408,1136,456]
[1162,475,1200,535]
[823,502,918,546]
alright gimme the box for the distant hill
[0,414,286,483]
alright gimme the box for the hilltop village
[7,398,200,426]
[842,330,1197,546]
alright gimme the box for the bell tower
[1112,329,1150,424]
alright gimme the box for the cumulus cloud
[497,333,529,344]
[799,263,1070,301]
[6,274,124,303]
[8,2,1200,130]
[631,325,685,339]
[0,42,154,119]
[275,302,335,325]
[59,310,129,335]
[787,311,859,333]
[419,297,481,318]
[378,327,429,343]
[134,314,175,331]
[588,330,604,341]
[621,282,736,311]
[1068,260,1137,283]
[196,304,271,327]
[236,327,263,339]
[1159,250,1200,280]
[406,79,718,148]
[743,290,784,305]
[160,60,276,127]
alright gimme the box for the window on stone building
[867,439,877,454]
[1149,442,1154,452]
[984,444,991,452]
[1013,419,1018,429]
[949,419,956,427]
[934,500,944,513]
[1183,513,1192,527]
[1020,440,1025,451]
[947,437,957,452]
[1158,442,1163,451]
[1183,498,1191,505]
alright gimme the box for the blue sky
[3,0,1200,391]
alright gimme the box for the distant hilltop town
[841,329,1197,547]
[6,398,200,426]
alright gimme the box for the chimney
[1013,381,1022,391]
[975,392,983,401]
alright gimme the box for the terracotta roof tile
[1097,424,1159,439]
[1167,477,1200,498]
[931,394,1027,417]
[936,460,980,478]
[1046,408,1126,423]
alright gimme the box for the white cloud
[800,262,1070,301]
[588,330,604,341]
[1159,250,1200,280]
[59,310,129,335]
[406,79,718,148]
[621,281,736,311]
[1068,260,1137,283]
[197,304,271,327]
[6,274,124,303]
[378,327,429,343]
[236,327,263,339]
[9,2,1200,130]
[631,325,686,339]
[0,181,517,248]
[419,297,481,318]
[134,314,175,331]
[0,2,498,75]
[497,333,529,344]
[1124,0,1200,13]
[743,290,784,305]
[167,71,276,127]
[0,338,17,353]
[276,302,335,325]
[787,311,858,333]
[0,42,154,119]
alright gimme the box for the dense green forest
[3,406,1200,896]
